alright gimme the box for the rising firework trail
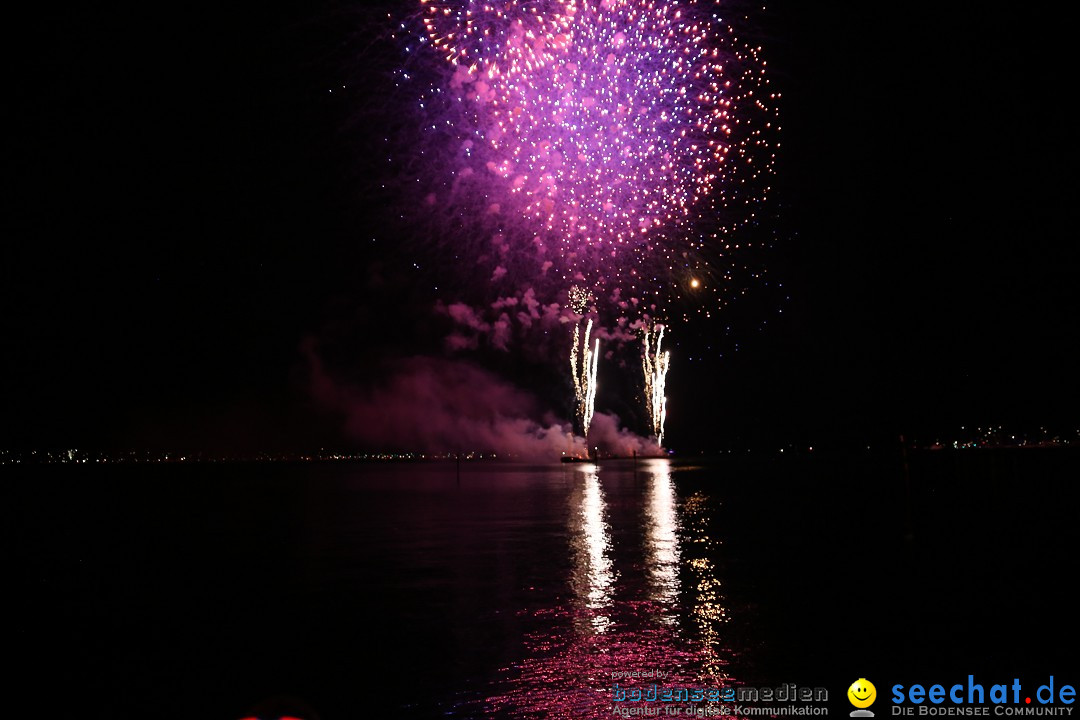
[642,325,671,447]
[568,285,599,439]
[570,318,600,439]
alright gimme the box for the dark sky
[4,1,1076,452]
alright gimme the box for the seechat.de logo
[891,676,1076,716]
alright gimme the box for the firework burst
[420,0,578,70]
[405,0,778,319]
[389,0,777,446]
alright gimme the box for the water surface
[9,450,1076,718]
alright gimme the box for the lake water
[8,450,1077,719]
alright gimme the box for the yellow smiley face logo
[848,679,876,708]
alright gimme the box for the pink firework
[407,0,778,318]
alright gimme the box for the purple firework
[407,0,778,319]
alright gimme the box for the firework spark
[567,284,592,316]
[420,0,577,70]
[642,324,670,446]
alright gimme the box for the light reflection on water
[572,464,616,633]
[682,488,733,684]
[644,460,681,623]
[480,459,735,718]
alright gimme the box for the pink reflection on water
[479,461,736,719]
[572,464,615,633]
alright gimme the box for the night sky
[5,0,1076,453]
